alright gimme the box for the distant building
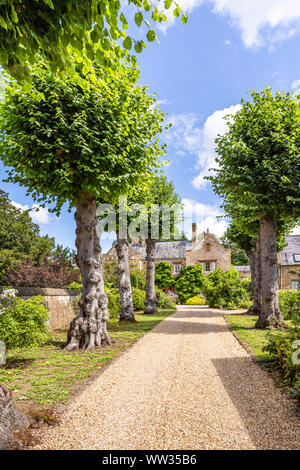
[104,225,231,275]
[279,235,300,290]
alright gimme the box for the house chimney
[192,223,197,244]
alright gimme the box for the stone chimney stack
[192,223,197,244]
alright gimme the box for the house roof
[131,241,193,260]
[280,235,300,266]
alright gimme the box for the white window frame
[291,280,299,290]
[174,263,181,275]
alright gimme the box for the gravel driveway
[32,307,300,450]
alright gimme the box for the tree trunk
[115,234,135,322]
[144,239,158,315]
[0,384,31,450]
[255,215,284,329]
[64,192,111,351]
[247,235,262,316]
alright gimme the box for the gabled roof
[280,235,300,266]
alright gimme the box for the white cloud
[158,0,300,47]
[165,113,202,156]
[11,201,51,224]
[192,104,241,189]
[292,79,300,95]
[182,198,228,238]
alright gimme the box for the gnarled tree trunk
[144,239,158,315]
[115,234,135,322]
[247,235,262,316]
[0,384,31,450]
[64,192,111,351]
[255,215,284,329]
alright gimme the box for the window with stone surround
[291,280,299,290]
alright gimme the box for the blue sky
[1,0,300,252]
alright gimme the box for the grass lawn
[225,314,292,361]
[0,310,174,416]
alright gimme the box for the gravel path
[32,307,300,450]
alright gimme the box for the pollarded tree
[208,88,300,328]
[0,0,185,81]
[128,174,182,314]
[0,61,166,350]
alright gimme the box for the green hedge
[175,265,205,304]
[278,289,300,320]
[202,267,250,310]
[0,294,49,348]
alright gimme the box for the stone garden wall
[12,287,80,330]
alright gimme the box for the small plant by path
[225,314,298,397]
[0,310,174,415]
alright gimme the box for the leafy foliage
[155,287,176,309]
[278,290,300,320]
[186,295,206,306]
[68,281,82,291]
[0,291,49,348]
[155,261,175,289]
[5,256,80,288]
[263,319,300,396]
[208,88,300,225]
[0,62,166,215]
[175,265,205,304]
[132,287,146,311]
[202,268,250,310]
[0,190,56,283]
[0,0,184,80]
[221,224,254,265]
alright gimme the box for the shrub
[263,322,300,395]
[186,295,206,306]
[132,287,145,311]
[175,265,205,304]
[155,288,176,309]
[238,299,253,309]
[5,256,80,288]
[129,263,146,290]
[165,290,179,305]
[68,281,82,290]
[105,288,121,319]
[202,267,250,310]
[278,289,300,320]
[155,262,175,289]
[0,291,49,348]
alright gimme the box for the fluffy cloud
[292,79,300,95]
[159,0,300,47]
[11,201,51,224]
[192,104,241,189]
[182,198,228,238]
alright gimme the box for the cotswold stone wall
[13,287,81,330]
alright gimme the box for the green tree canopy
[0,0,185,80]
[0,61,165,214]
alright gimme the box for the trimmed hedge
[186,295,206,306]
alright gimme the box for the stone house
[104,224,231,276]
[278,235,300,290]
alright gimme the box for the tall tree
[129,175,181,314]
[0,0,185,81]
[208,88,300,328]
[0,61,165,349]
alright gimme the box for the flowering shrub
[186,295,206,306]
[0,290,49,348]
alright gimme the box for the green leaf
[90,30,100,43]
[173,6,181,17]
[182,13,188,24]
[134,41,143,53]
[10,4,18,24]
[146,30,156,42]
[164,0,173,9]
[123,36,132,50]
[0,15,7,30]
[135,12,143,28]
